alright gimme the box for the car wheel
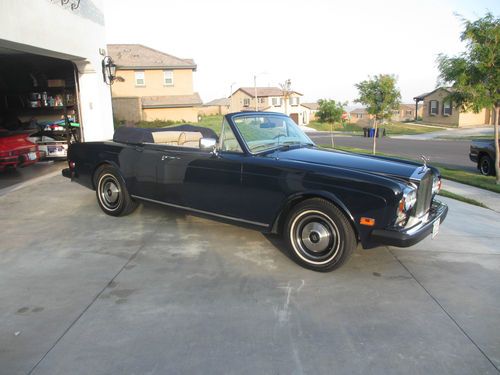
[479,155,494,176]
[284,198,356,272]
[95,165,137,216]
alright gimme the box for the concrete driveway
[1,175,499,375]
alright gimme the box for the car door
[120,143,159,199]
[154,125,245,219]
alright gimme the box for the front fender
[270,190,357,236]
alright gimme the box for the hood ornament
[420,154,430,172]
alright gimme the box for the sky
[103,0,499,106]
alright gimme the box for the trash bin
[363,127,369,137]
[369,128,375,137]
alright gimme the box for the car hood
[272,146,421,180]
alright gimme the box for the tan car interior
[152,131,203,148]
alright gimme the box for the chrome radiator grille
[414,171,433,218]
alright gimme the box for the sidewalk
[390,126,493,141]
[442,179,500,213]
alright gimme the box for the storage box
[47,79,65,88]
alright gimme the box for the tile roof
[204,98,230,106]
[414,87,454,100]
[107,44,196,70]
[235,87,303,98]
[350,108,368,114]
[400,103,422,110]
[141,93,202,108]
[302,102,319,110]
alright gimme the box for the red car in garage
[0,128,40,172]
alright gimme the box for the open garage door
[0,46,82,190]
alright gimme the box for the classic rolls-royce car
[62,112,447,271]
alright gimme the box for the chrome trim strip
[131,195,269,228]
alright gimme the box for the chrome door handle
[161,155,180,161]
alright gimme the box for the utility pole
[229,82,236,111]
[254,75,258,111]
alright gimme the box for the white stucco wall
[0,0,113,141]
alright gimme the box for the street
[309,133,476,172]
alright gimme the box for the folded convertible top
[113,125,218,144]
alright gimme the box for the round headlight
[432,175,441,195]
[404,187,417,211]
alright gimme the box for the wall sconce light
[102,56,117,85]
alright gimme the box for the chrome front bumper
[370,200,448,247]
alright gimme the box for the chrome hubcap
[99,175,121,210]
[481,160,489,174]
[290,210,341,265]
[301,222,331,253]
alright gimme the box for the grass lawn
[307,121,363,133]
[438,189,488,208]
[323,145,500,194]
[197,115,223,135]
[308,121,442,135]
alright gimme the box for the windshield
[232,114,315,153]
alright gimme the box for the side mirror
[199,137,217,151]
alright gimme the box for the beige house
[301,102,320,124]
[108,44,202,123]
[199,98,230,116]
[229,87,313,125]
[390,104,423,122]
[349,108,373,126]
[414,87,494,127]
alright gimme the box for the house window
[405,110,413,116]
[429,100,439,115]
[163,70,174,86]
[356,113,363,119]
[443,100,452,116]
[290,97,299,106]
[135,71,145,86]
[259,97,265,104]
[272,97,282,106]
[243,98,250,107]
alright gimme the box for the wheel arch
[271,191,359,241]
[91,160,123,190]
[477,152,492,165]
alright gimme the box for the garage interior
[0,46,81,189]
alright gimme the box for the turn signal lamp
[360,217,376,226]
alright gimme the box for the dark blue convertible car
[63,112,447,271]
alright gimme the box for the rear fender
[91,160,125,190]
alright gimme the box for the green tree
[355,74,401,154]
[316,99,346,123]
[437,12,500,182]
[316,99,346,147]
